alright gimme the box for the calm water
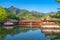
[0,26,60,40]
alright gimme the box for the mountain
[5,6,20,14]
[5,6,45,17]
[4,6,59,19]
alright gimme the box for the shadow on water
[0,26,60,40]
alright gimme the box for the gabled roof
[4,19,18,22]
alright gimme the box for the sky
[0,0,60,13]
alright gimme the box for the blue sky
[0,0,60,13]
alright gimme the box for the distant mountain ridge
[4,6,59,19]
[5,6,21,14]
[0,6,60,23]
[5,6,57,15]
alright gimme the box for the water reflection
[0,26,60,40]
[42,29,60,40]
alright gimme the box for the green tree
[56,0,60,2]
[23,14,35,20]
[0,6,8,22]
[17,10,29,20]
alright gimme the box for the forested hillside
[0,6,60,22]
[5,6,44,20]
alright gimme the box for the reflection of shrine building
[42,29,60,33]
[42,31,60,40]
[41,15,60,40]
[44,32,57,39]
[45,33,56,38]
[41,29,60,39]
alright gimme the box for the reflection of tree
[0,27,37,40]
[50,33,60,40]
[0,28,19,40]
[18,27,38,33]
[43,31,60,40]
[53,33,60,39]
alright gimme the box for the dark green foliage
[50,9,60,18]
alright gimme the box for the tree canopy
[0,6,8,22]
[55,0,60,2]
